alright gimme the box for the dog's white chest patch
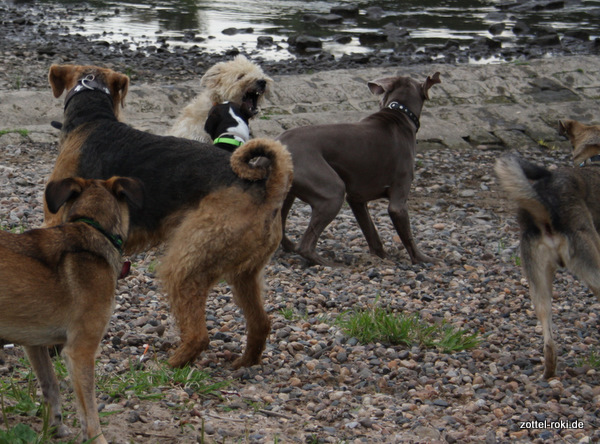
[227,107,250,141]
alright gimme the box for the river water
[30,0,600,60]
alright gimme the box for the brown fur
[46,64,293,369]
[0,177,143,443]
[495,120,600,378]
[558,119,600,164]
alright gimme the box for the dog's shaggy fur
[46,64,293,369]
[169,55,273,142]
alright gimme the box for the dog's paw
[232,354,261,369]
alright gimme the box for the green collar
[74,217,124,255]
[213,136,243,147]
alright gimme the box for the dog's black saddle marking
[64,75,111,111]
[388,101,420,131]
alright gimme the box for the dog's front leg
[24,346,69,438]
[62,344,107,444]
[388,187,435,264]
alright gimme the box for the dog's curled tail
[230,138,294,202]
[495,154,552,226]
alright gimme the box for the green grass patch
[0,129,29,137]
[335,305,480,353]
[577,348,600,370]
[97,360,228,402]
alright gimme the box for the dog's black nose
[257,80,267,89]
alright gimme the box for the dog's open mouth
[242,82,267,116]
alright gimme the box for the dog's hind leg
[295,177,346,266]
[280,193,296,253]
[24,346,69,438]
[521,234,559,379]
[347,198,386,258]
[227,267,271,369]
[563,226,600,299]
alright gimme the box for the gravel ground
[1,137,600,443]
[1,2,600,443]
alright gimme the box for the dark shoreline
[1,0,599,88]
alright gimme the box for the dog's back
[66,118,291,245]
[496,155,600,236]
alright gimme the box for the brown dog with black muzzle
[495,119,600,379]
[46,64,293,370]
[278,72,441,266]
[0,176,143,443]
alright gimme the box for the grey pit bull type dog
[278,72,441,266]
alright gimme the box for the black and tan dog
[495,120,600,378]
[46,64,293,370]
[0,176,143,443]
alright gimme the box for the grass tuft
[335,304,480,353]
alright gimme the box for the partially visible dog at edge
[204,101,254,152]
[277,72,441,266]
[494,119,600,379]
[169,55,272,142]
[46,64,293,372]
[0,176,143,443]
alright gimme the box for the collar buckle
[388,101,420,131]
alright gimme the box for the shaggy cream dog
[169,55,273,142]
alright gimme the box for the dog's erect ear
[48,64,77,98]
[422,72,441,100]
[107,72,130,109]
[367,77,397,95]
[557,119,572,138]
[107,177,144,210]
[45,177,84,214]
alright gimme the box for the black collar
[388,101,420,131]
[63,74,111,111]
[74,217,124,255]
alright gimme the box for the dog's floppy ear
[45,177,84,214]
[48,64,77,98]
[204,104,221,139]
[107,177,144,210]
[367,77,397,95]
[422,72,441,100]
[107,71,130,109]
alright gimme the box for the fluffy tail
[230,138,294,203]
[494,154,552,226]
